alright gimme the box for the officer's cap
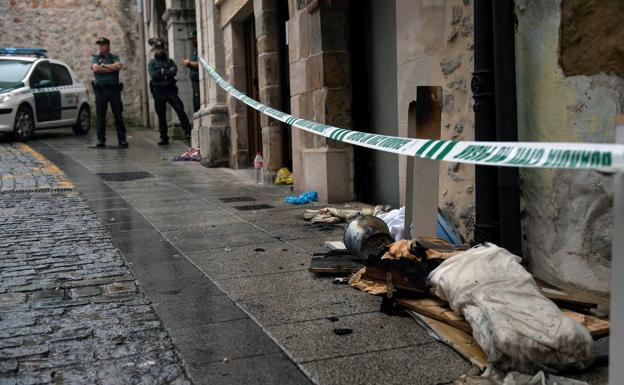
[95,37,110,45]
[188,30,197,40]
[148,38,166,50]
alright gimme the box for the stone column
[287,0,353,203]
[223,21,250,168]
[193,0,230,166]
[163,0,196,138]
[254,0,284,170]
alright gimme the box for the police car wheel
[13,105,34,142]
[73,105,91,135]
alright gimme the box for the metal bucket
[344,215,394,260]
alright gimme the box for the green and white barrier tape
[200,57,624,172]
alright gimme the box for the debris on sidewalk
[454,367,590,385]
[333,328,353,336]
[305,222,343,232]
[309,215,609,379]
[398,293,609,368]
[405,308,488,369]
[347,236,469,295]
[377,206,464,244]
[303,205,390,223]
[428,243,595,373]
[376,206,407,239]
[274,167,293,185]
[325,241,347,251]
[343,215,393,259]
[348,267,389,295]
[285,191,318,204]
[309,250,364,274]
[172,147,201,161]
[382,237,468,261]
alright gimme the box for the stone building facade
[0,0,144,125]
[396,0,476,238]
[515,0,623,294]
[192,0,474,224]
[193,0,617,294]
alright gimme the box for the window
[50,63,73,86]
[29,62,54,88]
[0,60,33,88]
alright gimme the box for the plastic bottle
[253,152,265,184]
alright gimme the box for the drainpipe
[492,0,521,255]
[137,0,150,128]
[471,0,500,245]
[471,0,521,253]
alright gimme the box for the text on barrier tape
[200,57,624,172]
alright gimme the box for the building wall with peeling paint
[0,0,143,125]
[396,0,476,240]
[515,0,624,294]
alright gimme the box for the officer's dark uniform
[91,38,127,147]
[148,40,192,144]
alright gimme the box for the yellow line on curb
[16,143,75,189]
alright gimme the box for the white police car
[0,48,90,141]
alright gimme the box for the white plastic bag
[455,369,589,385]
[429,243,594,373]
[377,207,405,240]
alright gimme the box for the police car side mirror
[34,79,53,89]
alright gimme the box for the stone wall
[515,0,623,294]
[0,0,143,125]
[253,0,286,171]
[192,0,230,166]
[395,0,476,239]
[287,0,354,203]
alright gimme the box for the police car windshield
[0,60,33,88]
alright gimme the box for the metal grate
[219,196,257,203]
[233,204,274,211]
[96,172,153,182]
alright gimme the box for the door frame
[244,15,262,163]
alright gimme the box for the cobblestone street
[0,143,73,193]
[0,143,190,385]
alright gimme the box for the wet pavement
[0,143,73,192]
[16,127,476,385]
[1,127,609,385]
[0,144,190,384]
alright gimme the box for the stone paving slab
[187,241,310,280]
[267,312,433,363]
[301,343,470,385]
[236,287,382,327]
[216,270,338,301]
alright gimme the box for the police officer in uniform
[148,38,192,145]
[91,37,128,148]
[180,30,200,113]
